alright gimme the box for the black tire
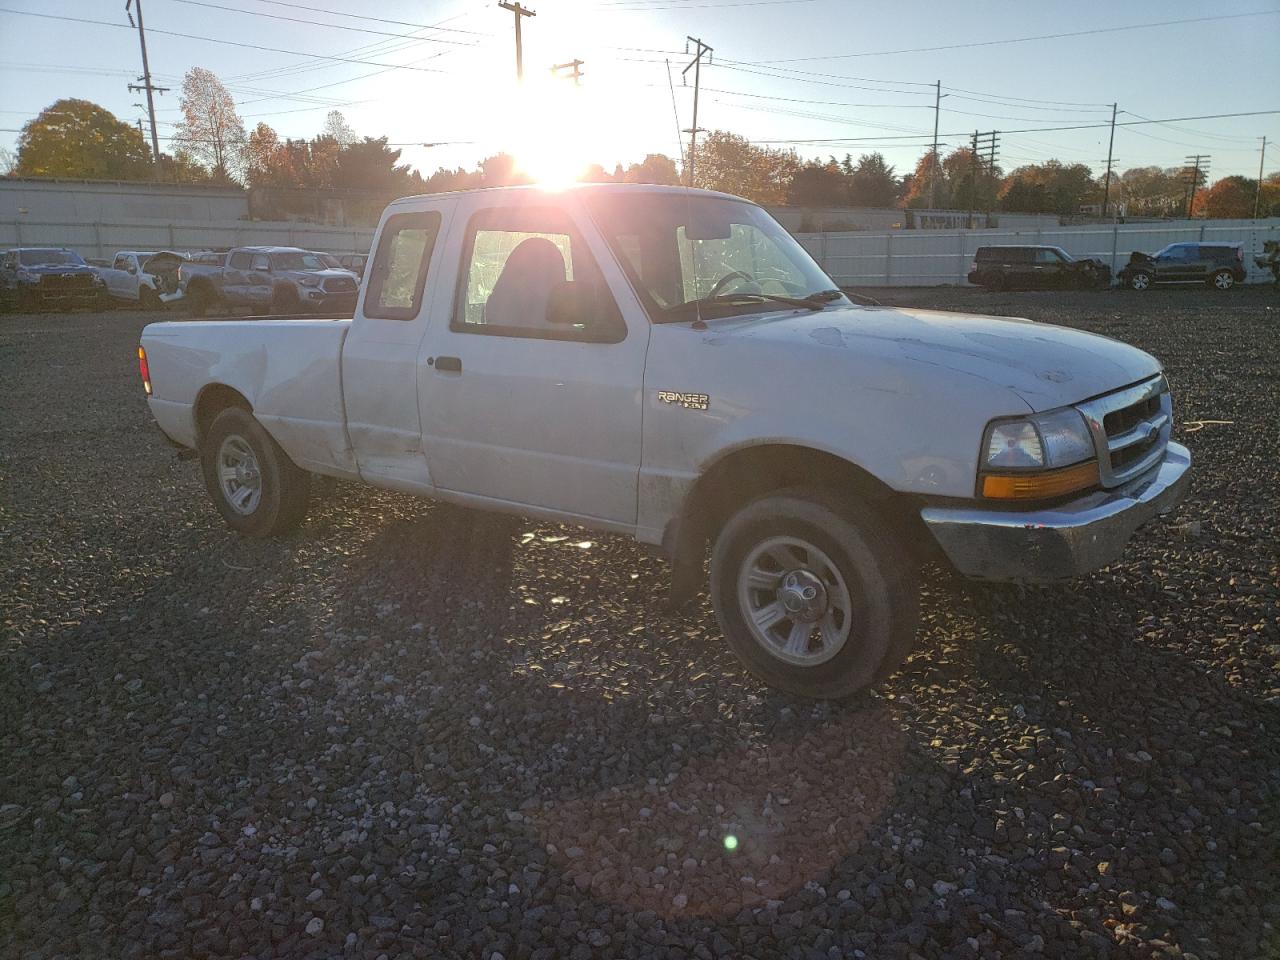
[1128,270,1152,291]
[272,285,301,315]
[709,488,919,699]
[187,282,212,317]
[1209,269,1235,291]
[199,407,311,538]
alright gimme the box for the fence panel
[799,218,1280,286]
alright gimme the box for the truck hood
[704,303,1161,411]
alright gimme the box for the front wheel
[200,407,311,537]
[1210,269,1235,291]
[1128,271,1152,291]
[709,489,919,699]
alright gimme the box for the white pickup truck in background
[98,251,185,309]
[138,184,1191,698]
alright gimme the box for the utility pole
[498,1,536,82]
[968,130,998,228]
[125,0,169,166]
[1183,154,1210,218]
[928,80,942,210]
[551,59,584,86]
[1101,102,1118,220]
[1255,137,1267,220]
[682,36,712,188]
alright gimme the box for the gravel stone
[2,292,1277,960]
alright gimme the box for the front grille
[1076,375,1171,487]
[322,276,356,293]
[40,273,94,290]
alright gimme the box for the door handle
[433,355,462,373]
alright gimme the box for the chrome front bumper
[921,442,1191,582]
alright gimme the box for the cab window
[113,254,131,271]
[251,254,270,272]
[228,251,252,270]
[452,205,623,342]
[365,211,442,321]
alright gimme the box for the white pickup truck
[139,184,1190,698]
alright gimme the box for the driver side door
[419,197,648,527]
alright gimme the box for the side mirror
[547,280,625,341]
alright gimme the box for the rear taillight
[138,345,152,396]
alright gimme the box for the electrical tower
[551,60,584,86]
[1183,155,1210,218]
[681,37,713,188]
[125,0,169,166]
[498,1,536,82]
[967,130,999,228]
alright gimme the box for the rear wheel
[1210,269,1235,291]
[1128,270,1152,291]
[709,489,919,699]
[200,407,311,538]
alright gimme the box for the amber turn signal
[981,460,1099,500]
[138,345,152,396]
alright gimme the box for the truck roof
[229,245,311,254]
[387,182,750,207]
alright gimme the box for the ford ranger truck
[138,184,1191,699]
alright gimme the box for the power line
[224,0,487,35]
[498,1,537,82]
[750,109,1280,145]
[750,10,1280,64]
[168,0,478,46]
[0,8,457,75]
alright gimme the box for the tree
[323,110,357,148]
[787,160,847,206]
[902,150,947,208]
[0,146,15,176]
[622,153,679,185]
[333,137,422,192]
[1116,166,1183,217]
[13,99,151,179]
[173,67,247,182]
[245,122,287,187]
[1192,175,1255,219]
[942,147,1002,212]
[999,160,1096,216]
[691,130,799,205]
[847,153,898,207]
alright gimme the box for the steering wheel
[706,270,754,298]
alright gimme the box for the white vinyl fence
[798,218,1280,287]
[0,217,375,259]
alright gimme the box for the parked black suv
[967,245,1110,290]
[1117,242,1245,291]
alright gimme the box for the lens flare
[723,835,738,851]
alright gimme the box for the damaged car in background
[0,247,106,311]
[97,250,186,310]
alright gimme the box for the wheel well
[664,444,932,605]
[194,384,251,445]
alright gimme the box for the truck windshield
[270,252,326,271]
[19,249,84,267]
[584,193,845,322]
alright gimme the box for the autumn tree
[14,99,151,179]
[173,67,247,182]
[1116,166,1183,216]
[622,153,679,185]
[323,110,357,148]
[0,146,15,176]
[942,146,1002,212]
[1191,175,1255,219]
[691,131,799,205]
[902,150,948,208]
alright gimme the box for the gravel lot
[2,288,1277,960]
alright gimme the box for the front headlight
[980,408,1098,500]
[296,276,321,287]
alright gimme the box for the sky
[1,0,1278,186]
